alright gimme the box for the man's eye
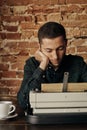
[46,50,52,52]
[58,46,65,50]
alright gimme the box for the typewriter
[26,73,87,124]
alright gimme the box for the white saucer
[0,113,18,120]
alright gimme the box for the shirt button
[43,75,45,78]
[54,72,55,75]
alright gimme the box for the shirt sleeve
[17,59,44,111]
[80,58,87,82]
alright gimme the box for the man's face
[40,36,67,68]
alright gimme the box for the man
[17,22,87,112]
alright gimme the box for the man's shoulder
[66,54,83,61]
[26,57,35,62]
[26,57,39,65]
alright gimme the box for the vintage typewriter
[26,72,87,124]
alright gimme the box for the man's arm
[17,58,45,111]
[80,57,87,82]
[17,50,49,111]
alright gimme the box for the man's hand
[35,50,49,70]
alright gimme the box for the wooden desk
[0,115,87,130]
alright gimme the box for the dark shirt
[17,54,87,111]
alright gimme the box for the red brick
[50,0,59,5]
[0,47,19,56]
[9,87,20,96]
[0,81,3,87]
[16,56,29,62]
[0,33,6,39]
[2,16,25,22]
[71,39,86,46]
[73,28,81,38]
[30,5,43,13]
[2,55,29,68]
[29,48,38,55]
[80,28,87,37]
[11,62,25,70]
[61,20,87,28]
[77,14,87,20]
[77,46,87,53]
[21,22,40,30]
[17,41,39,48]
[0,87,9,95]
[24,16,33,21]
[68,5,84,13]
[0,72,2,79]
[66,0,87,4]
[0,80,21,86]
[0,0,5,6]
[58,0,65,4]
[31,5,60,14]
[66,28,74,39]
[4,42,18,49]
[34,14,46,22]
[0,86,20,96]
[47,13,62,22]
[0,48,7,56]
[6,0,33,6]
[0,64,9,71]
[37,0,52,5]
[2,71,16,78]
[60,5,82,17]
[66,47,75,54]
[2,55,17,63]
[5,41,38,50]
[6,33,21,40]
[0,26,2,31]
[18,50,29,56]
[82,5,87,13]
[16,71,24,78]
[0,6,10,15]
[4,26,18,32]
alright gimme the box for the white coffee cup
[0,101,16,119]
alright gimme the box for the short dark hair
[38,22,66,43]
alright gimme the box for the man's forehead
[42,36,64,42]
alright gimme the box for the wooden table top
[0,115,87,130]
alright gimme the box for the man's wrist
[39,61,48,70]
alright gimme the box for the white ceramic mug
[0,101,16,119]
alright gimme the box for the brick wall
[0,0,87,105]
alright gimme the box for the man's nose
[52,51,58,59]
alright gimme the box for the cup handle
[8,105,16,114]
